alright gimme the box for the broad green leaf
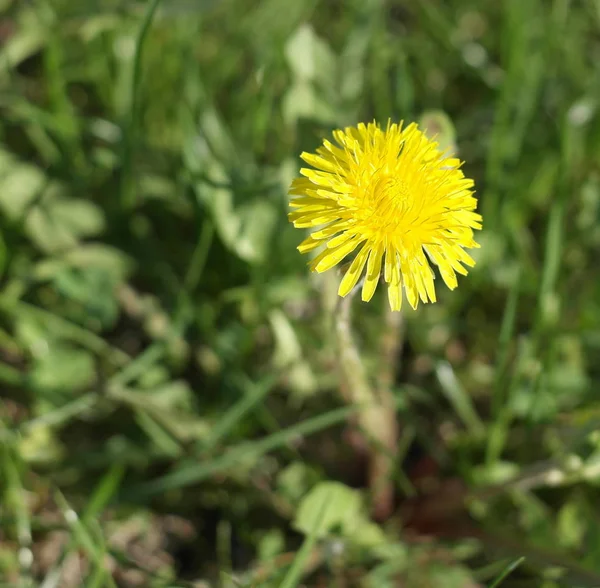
[294,482,360,538]
[26,191,105,253]
[0,7,47,82]
[0,161,46,219]
[269,309,317,397]
[285,24,336,83]
[293,481,386,548]
[29,345,95,398]
[33,244,133,283]
[282,80,336,126]
[557,500,586,550]
[18,424,65,464]
[277,462,321,505]
[258,529,285,562]
[234,198,278,264]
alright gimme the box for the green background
[1,0,600,586]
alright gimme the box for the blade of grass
[107,219,215,391]
[54,491,117,588]
[435,361,485,438]
[36,0,84,172]
[488,557,525,588]
[1,444,33,587]
[20,393,97,433]
[492,266,522,417]
[120,0,162,209]
[82,464,126,524]
[134,408,183,456]
[0,360,25,386]
[107,385,189,450]
[486,268,522,464]
[182,218,214,293]
[0,298,130,366]
[476,528,600,586]
[528,100,574,424]
[536,197,565,331]
[202,373,277,452]
[484,0,544,225]
[124,403,365,499]
[486,336,530,465]
[108,546,198,587]
[108,343,166,389]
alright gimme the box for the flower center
[355,173,414,235]
[374,175,411,212]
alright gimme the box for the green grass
[1,0,600,586]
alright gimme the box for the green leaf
[33,243,133,283]
[139,380,194,412]
[29,345,95,398]
[26,190,105,253]
[234,198,278,264]
[277,462,321,505]
[0,7,47,81]
[18,423,65,464]
[282,80,336,126]
[269,309,317,398]
[294,481,361,538]
[184,136,278,264]
[285,24,336,83]
[0,159,46,219]
[472,461,520,486]
[557,500,587,550]
[424,564,478,588]
[283,24,338,125]
[258,529,285,561]
[293,481,386,548]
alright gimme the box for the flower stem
[371,304,403,520]
[335,287,401,520]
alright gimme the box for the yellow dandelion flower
[288,120,482,311]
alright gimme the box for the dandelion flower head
[288,120,482,311]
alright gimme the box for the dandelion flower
[288,120,482,311]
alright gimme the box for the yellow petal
[327,231,355,250]
[384,243,396,283]
[427,246,458,290]
[312,238,362,273]
[289,195,335,208]
[300,169,353,192]
[422,262,437,303]
[332,129,349,147]
[440,265,458,289]
[441,245,469,276]
[312,220,353,240]
[289,212,339,228]
[288,119,482,308]
[412,266,429,304]
[289,202,335,213]
[449,244,476,268]
[301,152,338,173]
[399,259,418,309]
[298,236,322,253]
[387,283,402,312]
[289,178,313,195]
[319,140,348,162]
[338,244,370,297]
[362,241,384,302]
